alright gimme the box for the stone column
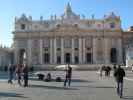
[117,38,122,64]
[28,39,32,66]
[93,37,97,64]
[39,39,43,64]
[79,38,82,64]
[54,37,57,64]
[82,38,86,64]
[14,49,18,64]
[50,38,53,64]
[13,40,18,64]
[61,37,64,64]
[104,38,110,64]
[71,38,74,64]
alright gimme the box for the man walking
[64,64,72,87]
[15,64,22,86]
[8,64,14,84]
[114,65,125,98]
[23,64,29,87]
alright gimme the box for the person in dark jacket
[23,64,29,87]
[114,65,125,98]
[8,64,14,84]
[64,64,72,87]
[15,64,22,86]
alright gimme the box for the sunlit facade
[13,3,129,68]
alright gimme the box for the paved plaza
[0,71,132,100]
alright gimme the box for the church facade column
[14,48,18,64]
[61,37,64,64]
[117,38,123,64]
[71,38,74,64]
[93,37,97,64]
[82,37,86,64]
[54,37,57,64]
[27,39,32,66]
[50,38,53,64]
[104,38,110,64]
[39,39,43,64]
[79,38,82,64]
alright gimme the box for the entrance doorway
[65,53,71,64]
[110,48,117,63]
[86,53,92,63]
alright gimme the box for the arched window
[110,48,117,63]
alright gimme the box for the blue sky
[0,0,133,47]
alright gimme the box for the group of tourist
[8,63,73,87]
[8,63,126,98]
[99,64,126,98]
[8,64,29,87]
[99,65,111,77]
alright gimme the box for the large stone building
[12,3,133,69]
[0,46,12,69]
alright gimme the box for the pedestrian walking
[106,66,111,77]
[8,64,14,84]
[15,64,22,86]
[64,64,72,87]
[114,65,125,98]
[23,64,29,87]
[99,65,104,77]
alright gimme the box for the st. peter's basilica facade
[12,3,133,69]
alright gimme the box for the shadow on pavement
[29,84,79,90]
[0,92,28,98]
[71,79,92,83]
[73,85,115,89]
[30,78,90,83]
[122,96,133,99]
[93,86,115,89]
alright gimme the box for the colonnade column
[79,38,82,64]
[104,38,110,64]
[82,38,86,64]
[39,39,43,64]
[93,37,97,64]
[61,38,64,64]
[14,49,18,64]
[50,38,53,64]
[118,38,123,64]
[71,38,74,64]
[54,37,57,64]
[28,39,32,66]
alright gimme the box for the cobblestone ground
[0,71,132,100]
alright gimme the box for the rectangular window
[86,53,92,63]
[64,38,71,48]
[75,56,79,64]
[57,56,61,64]
[43,38,50,48]
[21,24,25,30]
[44,53,50,64]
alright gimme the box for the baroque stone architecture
[0,46,12,69]
[13,3,130,68]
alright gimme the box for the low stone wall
[32,64,115,71]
